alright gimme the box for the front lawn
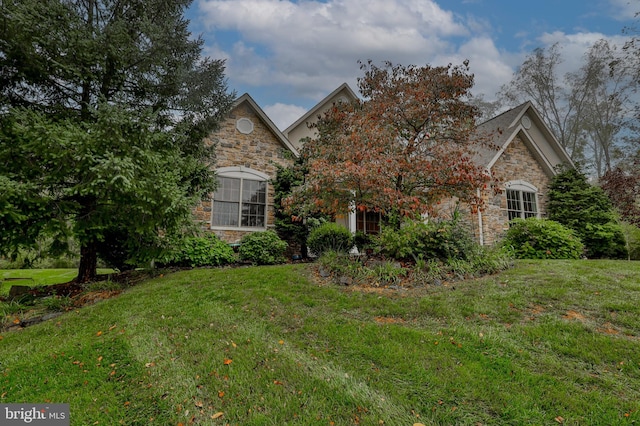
[0,260,638,425]
[0,269,114,296]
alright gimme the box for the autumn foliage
[288,61,493,221]
[600,161,640,226]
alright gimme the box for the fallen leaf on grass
[555,416,564,423]
[217,391,225,398]
[96,331,102,337]
[223,358,232,365]
[273,380,283,385]
[211,412,223,419]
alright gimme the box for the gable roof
[283,83,359,150]
[234,93,300,157]
[473,101,573,176]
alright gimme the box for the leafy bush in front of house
[376,218,476,262]
[170,234,236,267]
[501,218,584,259]
[239,231,288,265]
[307,222,353,256]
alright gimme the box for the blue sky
[185,0,637,129]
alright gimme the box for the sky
[185,0,639,130]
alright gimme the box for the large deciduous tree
[499,41,636,177]
[0,0,234,281]
[288,61,493,223]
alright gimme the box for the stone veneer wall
[192,102,295,243]
[479,134,552,245]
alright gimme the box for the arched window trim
[505,180,539,222]
[216,166,269,181]
[506,180,538,192]
[211,167,268,231]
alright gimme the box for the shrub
[353,231,373,253]
[548,167,628,259]
[376,218,476,262]
[501,218,584,259]
[621,223,640,260]
[307,222,353,256]
[317,250,365,281]
[172,234,236,267]
[365,260,408,286]
[239,231,288,265]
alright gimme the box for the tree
[547,166,627,259]
[569,40,635,177]
[288,61,493,223]
[499,44,586,160]
[499,42,636,177]
[0,0,234,281]
[600,161,640,227]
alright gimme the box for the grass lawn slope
[0,260,639,425]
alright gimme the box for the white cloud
[263,103,310,130]
[456,37,515,98]
[195,0,636,117]
[537,31,630,78]
[198,0,467,96]
[608,0,638,20]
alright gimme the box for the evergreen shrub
[307,223,353,255]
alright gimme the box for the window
[356,210,381,234]
[212,167,267,228]
[506,182,538,221]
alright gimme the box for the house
[468,101,573,245]
[193,93,298,242]
[198,85,572,246]
[283,83,360,152]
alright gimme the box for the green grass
[0,269,114,296]
[0,260,639,425]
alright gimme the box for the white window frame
[505,180,539,222]
[211,166,269,231]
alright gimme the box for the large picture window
[212,168,267,228]
[506,181,538,221]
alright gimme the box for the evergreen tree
[547,166,627,258]
[0,0,234,281]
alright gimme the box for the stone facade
[193,99,295,243]
[477,134,552,245]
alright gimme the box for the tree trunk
[77,242,98,283]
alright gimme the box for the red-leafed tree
[601,160,640,226]
[288,60,494,222]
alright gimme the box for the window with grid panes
[212,176,266,228]
[506,188,538,221]
[356,210,381,234]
